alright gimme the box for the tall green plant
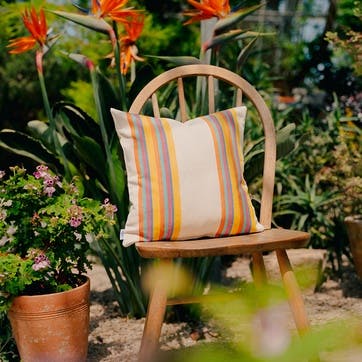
[1,2,149,317]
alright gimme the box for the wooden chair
[128,64,311,361]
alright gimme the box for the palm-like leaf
[50,10,112,34]
[214,3,265,32]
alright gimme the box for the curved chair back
[129,64,276,228]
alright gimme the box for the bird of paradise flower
[52,0,144,110]
[6,7,67,173]
[183,0,231,24]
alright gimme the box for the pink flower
[102,198,118,218]
[44,186,56,197]
[68,205,83,227]
[70,217,82,227]
[33,165,49,179]
[33,165,62,196]
[32,253,50,271]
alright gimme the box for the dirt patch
[87,256,362,361]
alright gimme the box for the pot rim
[12,274,90,301]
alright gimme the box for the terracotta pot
[345,215,362,279]
[8,276,90,362]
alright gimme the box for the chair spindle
[151,93,160,118]
[177,77,188,122]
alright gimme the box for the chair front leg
[276,249,310,335]
[138,260,170,362]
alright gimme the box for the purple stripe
[132,114,153,240]
[207,112,235,235]
[152,117,174,239]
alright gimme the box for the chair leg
[138,267,169,362]
[252,252,268,287]
[276,249,310,335]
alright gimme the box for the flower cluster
[340,92,362,122]
[7,3,145,76]
[0,165,117,312]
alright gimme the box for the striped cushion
[111,107,264,246]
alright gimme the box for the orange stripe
[219,112,240,234]
[204,117,226,236]
[143,119,165,240]
[221,109,244,234]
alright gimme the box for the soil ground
[87,254,362,362]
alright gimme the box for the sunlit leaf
[203,29,244,50]
[214,3,265,32]
[237,37,258,67]
[50,10,112,34]
[146,55,202,66]
[236,31,275,40]
[66,53,90,67]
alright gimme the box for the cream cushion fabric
[111,107,264,247]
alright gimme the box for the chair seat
[135,228,310,259]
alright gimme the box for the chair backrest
[129,64,276,229]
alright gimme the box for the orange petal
[22,7,47,46]
[109,9,141,24]
[7,36,36,54]
[122,13,145,41]
[120,46,132,74]
[184,0,230,23]
[99,0,129,17]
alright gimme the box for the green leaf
[53,102,102,144]
[128,65,157,105]
[276,123,297,159]
[27,120,71,156]
[244,124,296,183]
[244,151,264,184]
[50,10,112,34]
[107,144,128,220]
[71,134,107,181]
[203,29,244,50]
[236,36,259,68]
[146,55,202,66]
[0,129,60,168]
[236,30,275,40]
[94,70,120,139]
[66,53,90,67]
[214,3,265,32]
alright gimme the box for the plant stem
[36,50,53,128]
[36,50,71,179]
[111,22,127,111]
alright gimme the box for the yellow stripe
[244,183,258,231]
[219,110,243,234]
[143,120,162,240]
[234,111,258,232]
[205,118,227,236]
[232,109,247,233]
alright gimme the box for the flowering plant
[0,165,117,312]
